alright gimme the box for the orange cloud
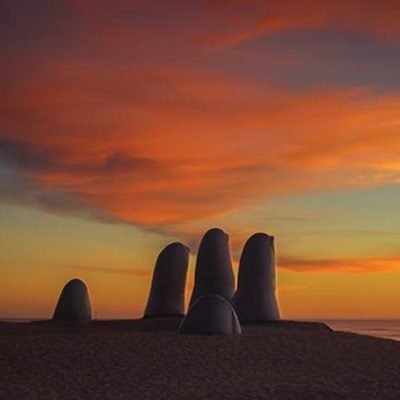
[1,66,400,229]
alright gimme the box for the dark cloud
[0,165,168,237]
[102,152,156,173]
[0,138,57,170]
[0,165,124,224]
[0,138,158,175]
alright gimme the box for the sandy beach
[0,319,399,399]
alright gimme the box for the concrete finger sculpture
[189,228,235,307]
[178,294,241,335]
[232,233,280,322]
[52,279,92,321]
[144,242,189,317]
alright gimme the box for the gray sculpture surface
[232,233,280,322]
[52,279,92,321]
[178,294,241,335]
[189,228,234,307]
[144,242,189,317]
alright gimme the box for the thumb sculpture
[144,242,189,317]
[232,233,280,322]
[52,278,92,321]
[189,228,235,307]
[178,294,241,335]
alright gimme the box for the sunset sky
[1,0,400,319]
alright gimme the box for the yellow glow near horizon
[1,204,400,320]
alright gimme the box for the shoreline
[2,318,400,341]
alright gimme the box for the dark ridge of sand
[0,319,399,400]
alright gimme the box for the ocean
[321,319,400,341]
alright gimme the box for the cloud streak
[66,264,151,278]
[280,256,400,273]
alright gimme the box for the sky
[1,0,400,319]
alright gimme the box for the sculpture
[179,294,241,335]
[189,228,234,307]
[144,242,189,317]
[52,279,92,321]
[232,233,280,322]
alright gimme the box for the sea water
[322,319,400,341]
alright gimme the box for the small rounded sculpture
[144,242,189,317]
[232,233,280,322]
[178,294,241,335]
[52,279,92,321]
[189,228,234,307]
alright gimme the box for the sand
[0,319,399,399]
